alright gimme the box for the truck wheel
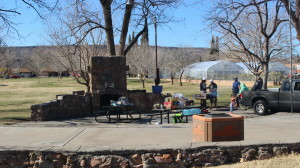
[253,100,268,115]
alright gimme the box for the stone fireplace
[90,56,127,94]
[31,56,165,121]
[90,56,128,110]
[90,56,164,113]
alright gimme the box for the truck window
[294,82,300,91]
[282,82,290,91]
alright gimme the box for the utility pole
[154,16,160,86]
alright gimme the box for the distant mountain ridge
[5,45,213,61]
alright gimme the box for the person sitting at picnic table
[208,79,218,109]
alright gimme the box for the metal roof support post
[289,0,293,114]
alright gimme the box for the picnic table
[147,105,202,124]
[149,109,171,124]
[94,104,140,123]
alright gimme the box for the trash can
[193,113,244,142]
[152,85,163,93]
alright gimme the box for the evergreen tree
[141,18,149,46]
[209,35,215,55]
[209,35,220,59]
[209,36,215,55]
[128,34,132,45]
[215,36,219,52]
[132,32,135,42]
[131,31,138,46]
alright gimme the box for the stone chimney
[90,56,128,109]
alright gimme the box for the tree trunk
[281,0,300,41]
[139,77,145,88]
[37,74,40,84]
[179,70,184,86]
[100,0,116,56]
[87,85,91,93]
[5,66,10,79]
[263,63,269,90]
[171,76,174,84]
[57,71,62,81]
[119,3,133,56]
[86,74,91,92]
[142,80,145,88]
[263,38,270,90]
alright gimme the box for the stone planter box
[193,113,244,142]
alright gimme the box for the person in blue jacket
[232,77,240,107]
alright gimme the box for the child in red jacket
[229,95,236,113]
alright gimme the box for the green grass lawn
[127,78,232,107]
[0,77,85,125]
[0,77,232,125]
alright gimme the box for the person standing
[236,83,249,110]
[252,77,263,91]
[232,77,240,107]
[199,78,207,108]
[208,79,218,109]
[237,83,249,97]
[229,94,236,113]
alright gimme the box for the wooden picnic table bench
[145,106,203,124]
[94,104,140,123]
[145,109,171,124]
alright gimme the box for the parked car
[240,79,300,115]
[11,75,21,79]
[20,74,31,78]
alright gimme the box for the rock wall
[31,91,92,121]
[31,90,165,121]
[1,143,299,168]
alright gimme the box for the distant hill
[155,46,212,62]
[6,45,214,62]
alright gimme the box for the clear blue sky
[4,1,212,48]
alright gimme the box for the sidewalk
[0,111,299,152]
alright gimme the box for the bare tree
[0,1,58,78]
[170,46,197,86]
[48,3,106,91]
[0,1,58,37]
[0,44,16,79]
[208,0,289,89]
[158,47,178,84]
[165,60,178,85]
[127,43,154,88]
[49,39,106,92]
[0,40,8,77]
[24,47,50,82]
[281,0,300,41]
[59,0,180,57]
[48,52,68,81]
